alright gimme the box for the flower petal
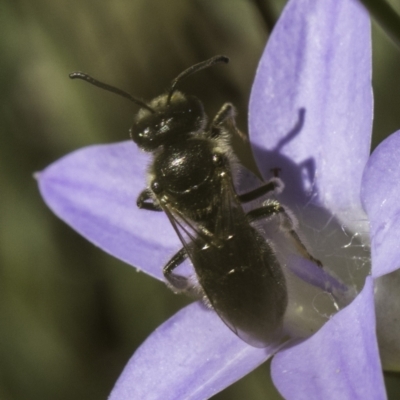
[271,277,386,400]
[361,130,400,277]
[375,269,400,371]
[109,302,277,400]
[249,0,372,223]
[37,141,180,280]
[361,131,400,370]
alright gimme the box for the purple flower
[37,0,400,398]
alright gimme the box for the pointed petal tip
[109,302,277,400]
[36,141,179,280]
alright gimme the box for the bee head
[130,91,206,151]
[69,56,228,152]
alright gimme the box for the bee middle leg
[163,247,191,291]
[247,201,323,268]
[238,178,283,203]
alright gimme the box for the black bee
[70,56,321,347]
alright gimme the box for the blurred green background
[2,0,400,399]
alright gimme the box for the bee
[70,56,321,347]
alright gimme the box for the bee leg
[238,178,283,203]
[210,103,246,141]
[247,201,323,268]
[163,248,191,292]
[137,189,162,211]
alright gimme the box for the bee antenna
[69,72,156,113]
[167,55,229,105]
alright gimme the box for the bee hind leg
[246,201,323,268]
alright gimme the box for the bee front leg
[210,103,246,141]
[247,201,323,268]
[163,248,191,292]
[137,189,163,211]
[238,178,283,203]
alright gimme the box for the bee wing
[162,182,284,348]
[162,204,217,251]
[213,172,239,241]
[162,204,250,341]
[162,173,243,252]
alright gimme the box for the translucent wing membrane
[162,174,287,347]
[214,173,238,241]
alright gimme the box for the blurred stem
[360,0,400,49]
[253,0,276,34]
